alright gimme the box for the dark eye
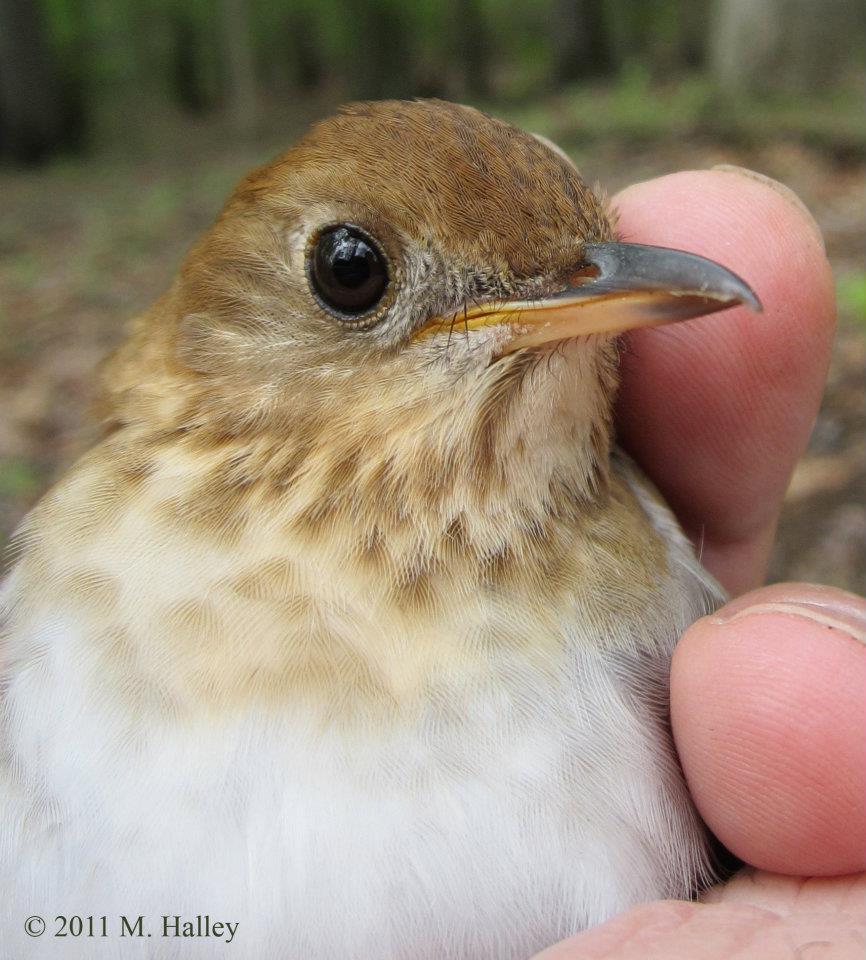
[309,224,389,319]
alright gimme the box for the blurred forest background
[1,0,864,590]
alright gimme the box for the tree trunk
[220,0,258,137]
[0,0,66,162]
[454,0,490,97]
[551,0,616,83]
[710,0,864,94]
[341,0,413,100]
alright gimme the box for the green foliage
[499,74,865,157]
[0,459,44,499]
[5,0,864,162]
[838,272,866,326]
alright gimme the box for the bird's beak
[414,242,761,352]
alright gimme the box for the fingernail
[711,165,826,252]
[712,583,866,645]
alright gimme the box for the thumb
[671,583,866,876]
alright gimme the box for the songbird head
[103,100,757,525]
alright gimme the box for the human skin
[533,169,866,958]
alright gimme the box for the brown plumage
[19,100,628,711]
[1,100,759,959]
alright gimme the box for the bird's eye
[308,224,389,320]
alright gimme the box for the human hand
[533,170,866,957]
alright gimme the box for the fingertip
[614,168,835,397]
[614,169,831,288]
[710,165,825,253]
[612,170,836,593]
[671,586,866,876]
[617,168,835,357]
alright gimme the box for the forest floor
[1,110,864,593]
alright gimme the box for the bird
[1,99,760,959]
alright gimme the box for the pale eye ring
[307,224,389,319]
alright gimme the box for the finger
[531,872,866,959]
[612,169,835,596]
[671,584,866,876]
